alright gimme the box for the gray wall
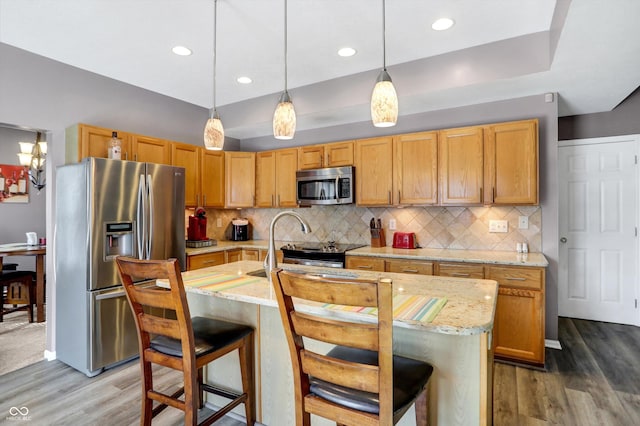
[559,86,640,140]
[0,126,46,270]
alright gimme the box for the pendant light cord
[382,0,387,71]
[284,0,288,92]
[212,0,218,118]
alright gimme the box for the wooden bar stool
[271,268,434,426]
[116,257,256,426]
[1,270,36,322]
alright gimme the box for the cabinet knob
[560,237,567,243]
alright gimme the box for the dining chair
[0,270,35,322]
[116,256,255,426]
[271,268,434,426]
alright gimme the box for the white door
[558,135,639,326]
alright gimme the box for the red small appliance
[187,207,208,241]
[392,232,418,249]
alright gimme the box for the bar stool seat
[1,270,36,322]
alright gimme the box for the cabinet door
[201,150,225,207]
[385,259,434,275]
[326,141,354,167]
[187,251,225,270]
[439,126,484,205]
[394,131,438,205]
[437,262,484,279]
[355,137,394,206]
[484,119,538,205]
[275,148,298,207]
[131,134,171,164]
[486,265,545,365]
[345,256,385,272]
[225,152,255,208]
[76,124,131,162]
[242,249,260,261]
[171,142,200,207]
[298,145,324,170]
[256,152,276,207]
[226,249,242,263]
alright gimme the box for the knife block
[370,228,386,248]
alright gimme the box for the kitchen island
[161,260,498,425]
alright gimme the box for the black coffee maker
[230,218,249,241]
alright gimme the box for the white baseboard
[545,339,562,350]
[44,350,56,361]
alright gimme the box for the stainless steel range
[281,242,364,268]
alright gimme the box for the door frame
[558,134,640,326]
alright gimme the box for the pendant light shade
[273,90,296,140]
[273,0,296,140]
[204,0,224,150]
[204,110,224,150]
[371,0,398,127]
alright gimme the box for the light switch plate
[389,219,397,230]
[518,216,529,229]
[216,218,222,227]
[489,219,508,233]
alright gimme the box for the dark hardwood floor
[1,317,638,425]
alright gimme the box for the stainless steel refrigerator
[55,157,185,377]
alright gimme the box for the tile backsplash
[189,205,541,252]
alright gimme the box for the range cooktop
[280,242,365,254]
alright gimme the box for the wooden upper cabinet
[484,119,539,205]
[256,151,276,207]
[201,149,225,208]
[256,149,298,207]
[355,136,394,206]
[66,123,131,163]
[394,131,438,205]
[298,140,354,170]
[225,151,255,208]
[131,134,171,164]
[298,145,325,170]
[275,149,298,207]
[171,142,200,207]
[438,126,484,205]
[325,141,354,167]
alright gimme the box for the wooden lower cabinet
[187,251,225,270]
[345,256,385,272]
[385,259,433,275]
[486,265,545,366]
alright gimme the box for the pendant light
[370,0,398,127]
[204,0,224,150]
[273,0,296,140]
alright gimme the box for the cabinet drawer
[486,266,543,290]
[385,259,434,275]
[188,251,225,270]
[346,257,385,272]
[438,262,484,279]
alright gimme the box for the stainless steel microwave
[296,166,354,206]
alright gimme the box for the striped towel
[323,294,447,324]
[182,270,262,292]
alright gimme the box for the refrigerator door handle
[146,174,153,260]
[136,174,146,259]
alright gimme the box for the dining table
[0,243,47,322]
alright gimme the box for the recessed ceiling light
[171,45,192,56]
[432,18,454,31]
[338,47,357,57]
[237,76,253,84]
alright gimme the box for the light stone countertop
[187,240,548,268]
[164,260,498,336]
[347,246,549,267]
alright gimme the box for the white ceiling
[1,0,639,140]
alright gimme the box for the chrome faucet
[264,211,312,280]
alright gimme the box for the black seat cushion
[0,270,34,280]
[309,346,433,415]
[150,316,253,358]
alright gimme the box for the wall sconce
[17,132,47,191]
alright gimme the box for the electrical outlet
[489,219,508,233]
[216,218,222,227]
[518,215,529,229]
[389,219,397,230]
